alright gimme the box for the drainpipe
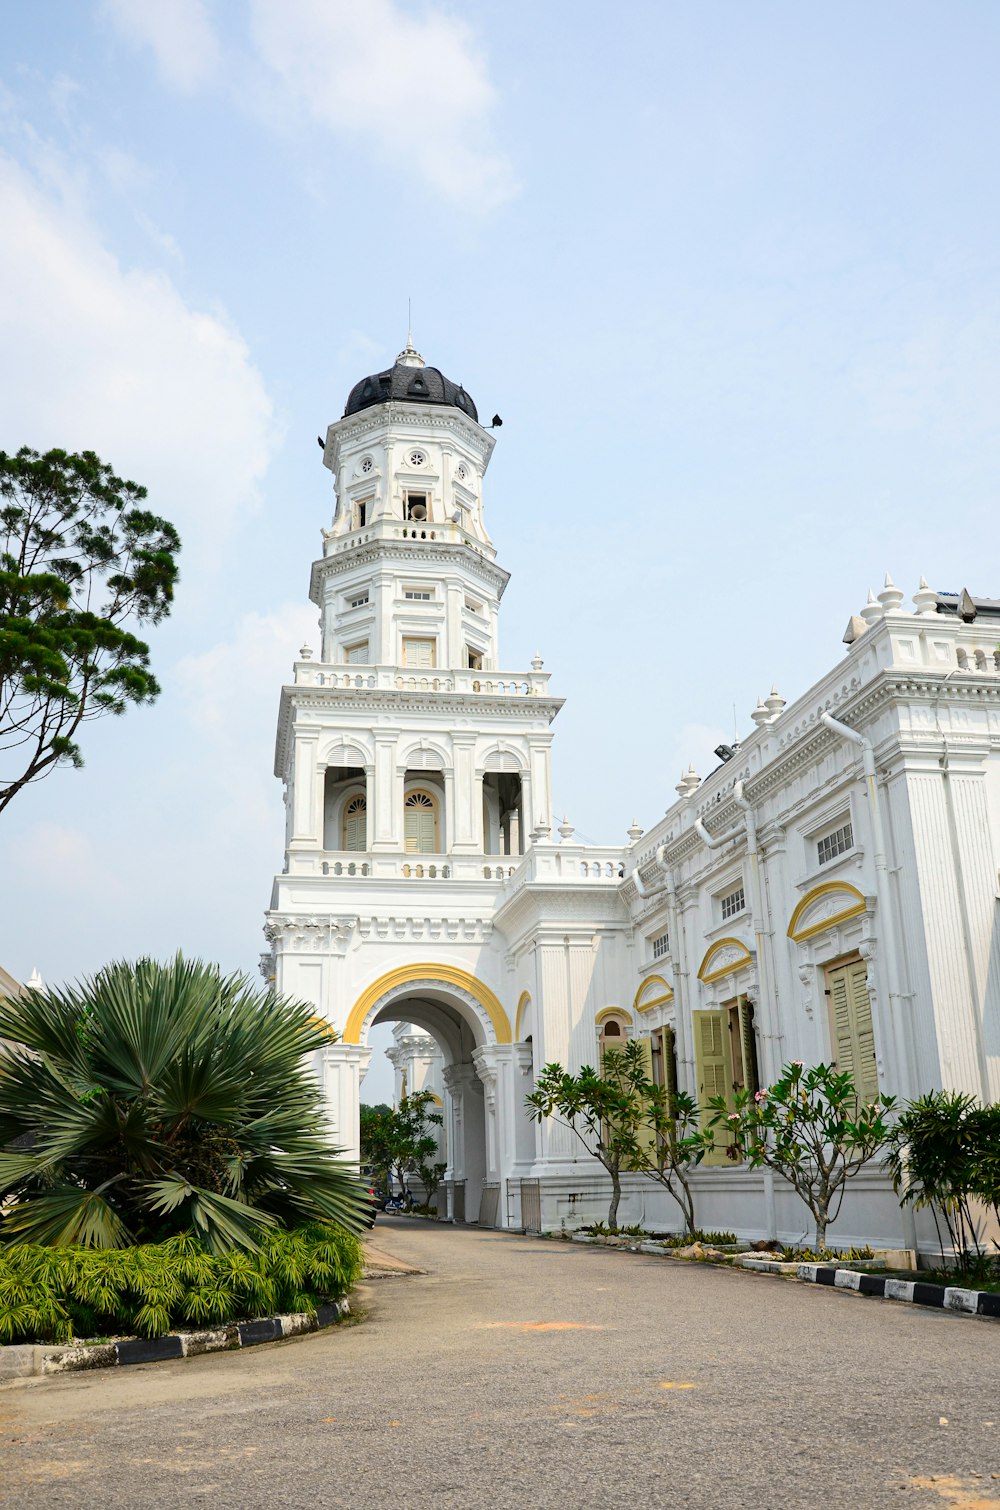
[819,712,910,1098]
[698,788,778,1239]
[821,710,918,1258]
[629,844,674,901]
[661,866,693,1095]
[627,848,691,1085]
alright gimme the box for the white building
[264,340,1000,1246]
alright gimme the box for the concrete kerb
[567,1233,1000,1323]
[0,1298,351,1383]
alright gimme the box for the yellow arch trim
[514,990,532,1040]
[426,1091,443,1107]
[633,975,674,1014]
[595,1006,633,1027]
[787,881,867,942]
[697,937,754,984]
[343,963,512,1046]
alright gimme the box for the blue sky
[2,2,998,1102]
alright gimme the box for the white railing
[286,851,522,882]
[293,662,550,697]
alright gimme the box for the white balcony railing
[292,661,550,698]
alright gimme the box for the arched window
[404,789,438,854]
[342,793,367,851]
[598,1013,630,1060]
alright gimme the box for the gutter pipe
[696,785,779,1238]
[819,712,911,1099]
[821,709,918,1258]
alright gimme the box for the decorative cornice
[274,688,563,774]
[310,537,509,600]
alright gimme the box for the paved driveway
[2,1218,998,1509]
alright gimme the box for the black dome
[344,355,477,422]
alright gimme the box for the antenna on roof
[407,295,412,348]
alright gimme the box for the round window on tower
[359,456,374,474]
[408,449,426,467]
[456,463,468,481]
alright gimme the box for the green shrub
[886,1091,1000,1277]
[0,956,371,1250]
[0,1224,363,1345]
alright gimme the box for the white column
[292,733,319,843]
[318,1043,372,1165]
[442,767,455,855]
[519,769,533,842]
[372,735,398,850]
[451,737,479,852]
[363,763,375,852]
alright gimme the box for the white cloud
[0,148,280,570]
[174,601,318,824]
[249,0,517,213]
[100,0,221,91]
[100,0,516,212]
[7,821,124,901]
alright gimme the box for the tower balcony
[284,849,520,882]
[292,659,551,699]
[322,516,496,561]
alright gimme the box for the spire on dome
[397,302,425,368]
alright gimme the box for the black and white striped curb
[569,1234,1000,1322]
[795,1264,1000,1320]
[0,1297,350,1382]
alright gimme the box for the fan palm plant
[0,956,370,1251]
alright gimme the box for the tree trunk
[678,1174,697,1238]
[814,1200,829,1250]
[608,1168,622,1231]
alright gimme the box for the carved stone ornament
[263,913,357,957]
[797,954,815,1020]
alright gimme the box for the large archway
[344,965,514,1224]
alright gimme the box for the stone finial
[843,615,868,646]
[677,765,702,797]
[26,969,44,992]
[913,576,937,615]
[535,818,552,843]
[765,687,785,720]
[558,815,576,842]
[396,335,425,369]
[959,588,977,623]
[878,573,905,612]
[860,589,883,626]
[299,643,314,661]
[750,698,770,727]
[531,651,544,671]
[675,771,690,796]
[626,818,643,844]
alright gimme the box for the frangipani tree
[711,1060,895,1249]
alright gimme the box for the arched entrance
[340,965,515,1224]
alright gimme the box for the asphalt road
[2,1217,998,1509]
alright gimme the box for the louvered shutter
[695,1010,733,1165]
[633,1036,657,1160]
[404,794,436,853]
[343,798,366,851]
[663,1026,678,1107]
[739,998,760,1098]
[346,641,369,664]
[403,637,434,668]
[828,960,879,1103]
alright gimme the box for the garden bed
[0,1298,351,1382]
[565,1231,1000,1323]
